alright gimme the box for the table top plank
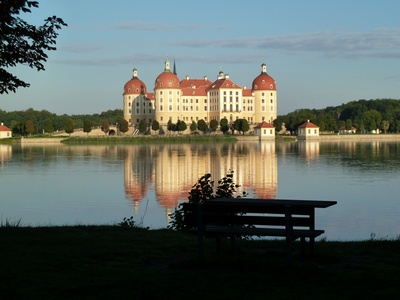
[208,198,337,208]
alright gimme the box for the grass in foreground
[1,226,400,299]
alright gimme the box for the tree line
[0,108,124,136]
[275,98,400,134]
[2,98,399,137]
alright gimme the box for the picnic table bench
[182,198,337,262]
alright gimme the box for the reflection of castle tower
[124,146,156,214]
[253,142,277,199]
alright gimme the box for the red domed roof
[123,68,147,95]
[154,60,180,89]
[155,71,180,89]
[252,63,276,91]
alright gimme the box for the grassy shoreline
[1,226,399,299]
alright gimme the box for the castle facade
[123,60,277,130]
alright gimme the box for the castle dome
[252,63,276,91]
[123,68,147,95]
[155,60,180,89]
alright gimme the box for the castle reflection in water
[123,142,278,214]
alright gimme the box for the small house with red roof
[0,123,12,139]
[254,121,275,141]
[298,120,319,140]
[339,125,357,134]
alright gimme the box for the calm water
[1,141,399,241]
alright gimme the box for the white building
[0,123,12,139]
[298,120,319,140]
[254,121,275,141]
[123,61,277,131]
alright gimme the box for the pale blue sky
[2,0,400,115]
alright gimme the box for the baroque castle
[123,60,277,130]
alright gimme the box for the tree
[241,119,250,134]
[151,119,160,134]
[44,119,54,134]
[177,120,187,134]
[100,120,109,135]
[381,120,390,134]
[220,118,229,133]
[197,119,208,133]
[209,119,218,132]
[167,120,174,133]
[25,119,35,135]
[190,120,197,132]
[12,121,26,136]
[83,119,92,136]
[0,1,67,94]
[138,119,147,134]
[119,119,129,134]
[65,119,74,136]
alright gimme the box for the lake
[1,141,399,241]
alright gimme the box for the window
[160,105,163,111]
[136,109,139,114]
[161,117,163,121]
[169,105,172,110]
[136,102,139,107]
[262,106,265,111]
[169,91,172,95]
[270,99,273,103]
[204,106,207,111]
[128,102,131,106]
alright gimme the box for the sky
[2,0,400,116]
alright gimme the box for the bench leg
[300,237,306,260]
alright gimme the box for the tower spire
[173,57,177,75]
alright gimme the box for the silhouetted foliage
[168,171,247,230]
[0,0,67,93]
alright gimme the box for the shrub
[168,171,247,230]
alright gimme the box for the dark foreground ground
[1,226,399,299]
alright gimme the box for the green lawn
[1,226,399,299]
